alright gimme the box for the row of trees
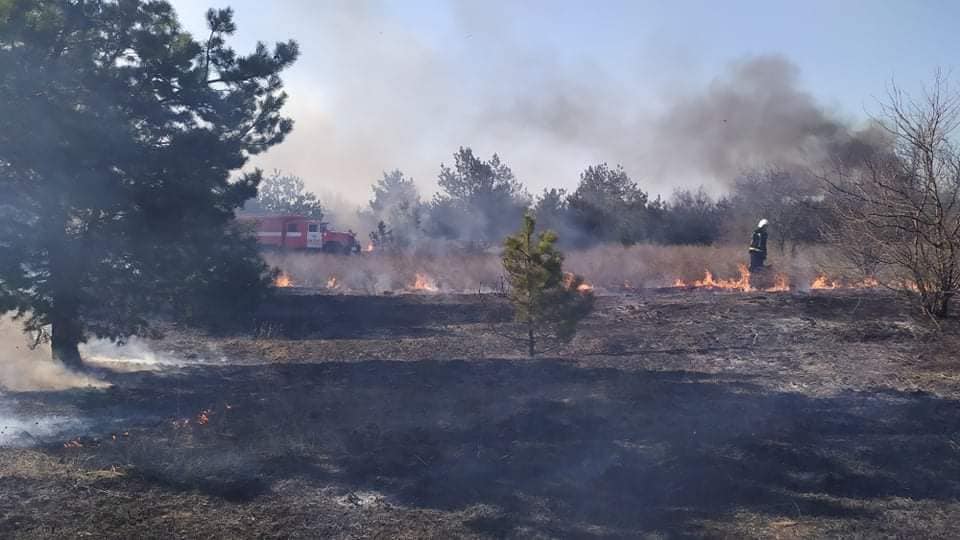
[3,0,959,375]
[268,148,827,250]
[261,148,828,253]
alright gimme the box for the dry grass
[267,243,855,292]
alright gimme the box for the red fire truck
[238,214,361,254]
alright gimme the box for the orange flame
[690,264,755,292]
[672,265,789,292]
[563,272,594,293]
[410,273,439,292]
[365,242,375,252]
[810,275,840,290]
[767,273,790,292]
[326,276,340,289]
[274,272,293,288]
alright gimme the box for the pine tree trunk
[51,315,83,369]
[528,324,535,357]
[48,217,85,369]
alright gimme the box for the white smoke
[0,316,106,391]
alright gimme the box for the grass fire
[5,1,960,538]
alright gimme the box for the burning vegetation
[274,272,294,288]
[7,1,960,538]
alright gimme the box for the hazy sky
[171,0,958,204]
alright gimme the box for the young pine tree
[502,214,594,356]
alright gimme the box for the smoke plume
[169,1,861,204]
[0,317,106,391]
[650,56,849,184]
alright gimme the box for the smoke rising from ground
[0,318,185,391]
[0,317,105,391]
[170,2,862,204]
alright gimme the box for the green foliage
[567,163,651,245]
[661,187,723,245]
[533,188,569,236]
[250,170,324,219]
[431,147,530,244]
[368,220,394,252]
[362,170,423,248]
[502,213,594,356]
[0,1,297,365]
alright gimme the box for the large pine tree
[0,1,299,367]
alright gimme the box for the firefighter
[748,219,769,271]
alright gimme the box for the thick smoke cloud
[650,56,848,184]
[172,2,857,203]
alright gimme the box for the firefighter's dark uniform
[749,226,768,271]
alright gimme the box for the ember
[63,439,83,449]
[409,273,439,292]
[274,272,293,288]
[563,272,594,293]
[811,275,840,290]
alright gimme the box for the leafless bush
[824,72,960,317]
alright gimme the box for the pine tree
[502,214,594,356]
[0,1,298,367]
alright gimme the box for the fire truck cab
[239,214,360,254]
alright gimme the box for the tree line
[260,147,830,253]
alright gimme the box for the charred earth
[2,288,960,538]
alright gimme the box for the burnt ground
[3,289,960,538]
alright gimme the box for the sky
[170,0,959,205]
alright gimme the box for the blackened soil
[3,289,960,539]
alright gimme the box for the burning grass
[265,243,878,295]
[274,272,294,288]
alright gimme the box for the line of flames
[673,268,907,292]
[672,264,772,292]
[278,268,911,294]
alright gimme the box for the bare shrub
[824,72,960,317]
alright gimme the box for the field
[3,256,960,538]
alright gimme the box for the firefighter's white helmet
[758,218,769,228]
